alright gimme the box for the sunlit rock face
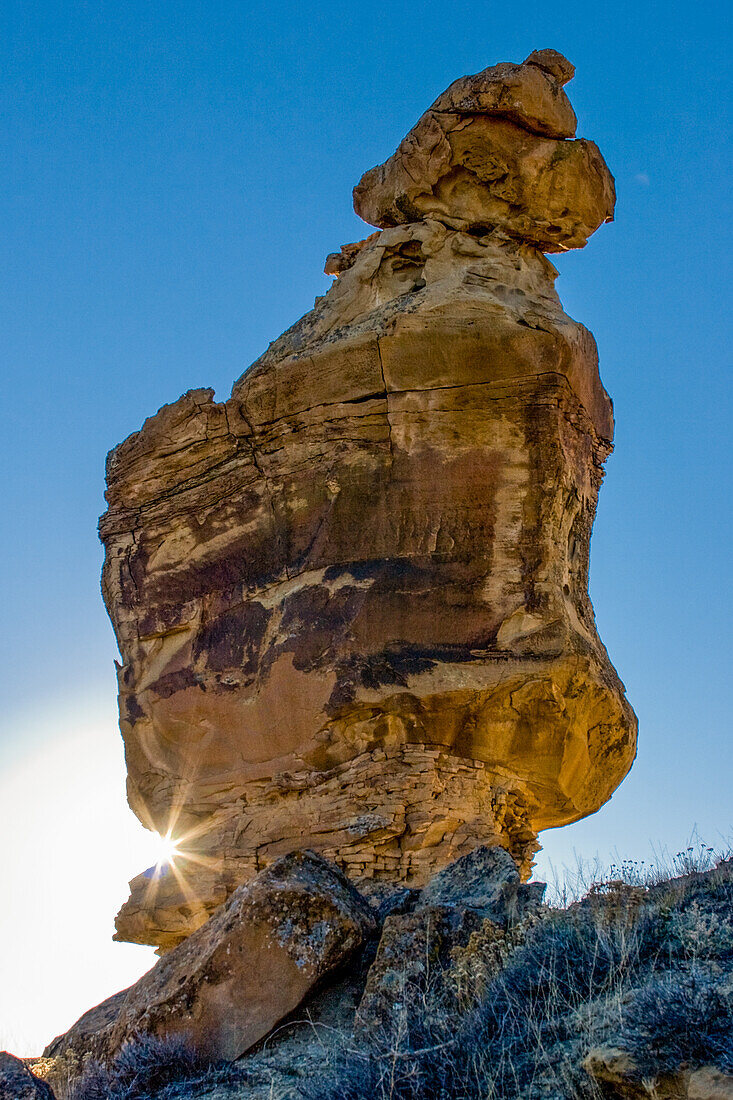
[100,48,636,952]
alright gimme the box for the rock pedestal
[100,49,636,951]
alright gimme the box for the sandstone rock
[417,844,545,925]
[583,1047,646,1095]
[100,50,636,950]
[688,1067,733,1099]
[352,50,614,251]
[584,1047,733,1099]
[357,846,543,1032]
[0,1053,55,1100]
[360,881,418,924]
[354,905,480,1034]
[525,48,576,85]
[109,851,375,1061]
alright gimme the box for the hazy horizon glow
[0,701,156,1054]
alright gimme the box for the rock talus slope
[99,49,637,951]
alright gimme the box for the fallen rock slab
[110,850,375,1061]
[357,847,544,1033]
[355,905,480,1033]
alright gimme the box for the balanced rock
[100,49,636,951]
[109,851,375,1060]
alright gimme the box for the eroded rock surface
[356,846,545,1034]
[100,48,636,950]
[0,1053,55,1100]
[417,844,545,924]
[110,851,375,1061]
[585,1049,733,1099]
[352,49,614,250]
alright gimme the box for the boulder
[352,50,614,250]
[688,1068,733,1099]
[109,850,375,1060]
[356,847,544,1032]
[355,905,480,1033]
[100,49,636,951]
[417,844,545,926]
[0,1053,55,1100]
[584,1048,733,1099]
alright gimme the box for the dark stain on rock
[193,602,269,673]
[147,668,199,699]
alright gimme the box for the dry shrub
[65,1034,205,1100]
[305,852,733,1100]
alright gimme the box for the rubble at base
[36,849,733,1100]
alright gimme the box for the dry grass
[303,844,733,1100]
[57,841,733,1100]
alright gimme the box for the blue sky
[1,0,731,1054]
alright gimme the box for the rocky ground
[10,846,733,1100]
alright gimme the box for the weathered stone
[584,1048,733,1099]
[109,851,375,1061]
[0,1053,55,1100]
[417,844,545,926]
[525,48,576,85]
[354,905,480,1034]
[359,881,419,925]
[688,1068,733,1099]
[100,51,636,950]
[356,847,543,1033]
[352,50,614,250]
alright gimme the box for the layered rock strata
[100,48,637,951]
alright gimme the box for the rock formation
[0,1053,55,1100]
[40,851,733,1099]
[99,48,637,951]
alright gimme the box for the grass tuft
[66,1034,205,1100]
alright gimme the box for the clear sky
[1,0,731,1056]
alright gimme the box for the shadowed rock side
[99,48,636,951]
[0,1053,55,1100]
[109,851,375,1061]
